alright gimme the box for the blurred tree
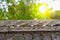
[50,10,60,19]
[7,0,32,20]
[0,9,4,20]
[0,0,53,20]
[7,0,42,20]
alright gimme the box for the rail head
[0,20,60,32]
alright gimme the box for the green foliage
[6,0,15,3]
[50,10,60,19]
[0,9,5,20]
[0,0,56,20]
[6,0,43,20]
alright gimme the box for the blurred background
[0,0,60,20]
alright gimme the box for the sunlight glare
[39,6,47,13]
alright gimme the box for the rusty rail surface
[0,20,60,32]
[0,20,60,40]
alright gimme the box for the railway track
[0,20,60,40]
